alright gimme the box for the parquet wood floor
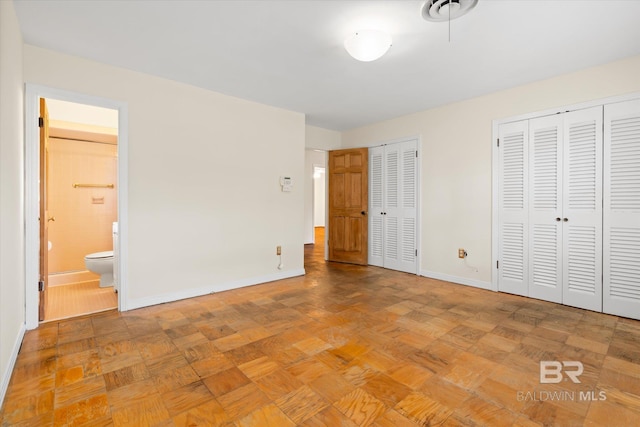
[2,227,639,426]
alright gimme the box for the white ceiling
[13,0,640,131]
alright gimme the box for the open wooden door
[328,148,368,265]
[39,98,50,321]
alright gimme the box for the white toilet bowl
[85,251,114,288]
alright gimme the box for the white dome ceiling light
[421,0,478,22]
[344,30,392,62]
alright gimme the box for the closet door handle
[563,218,569,222]
[555,217,561,222]
[361,211,366,216]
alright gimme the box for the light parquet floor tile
[1,227,639,426]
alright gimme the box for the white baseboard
[127,268,306,311]
[420,270,495,291]
[49,270,97,286]
[0,322,26,409]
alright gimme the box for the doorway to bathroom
[40,98,119,322]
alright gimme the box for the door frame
[25,84,129,329]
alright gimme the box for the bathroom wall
[47,98,119,129]
[47,125,118,273]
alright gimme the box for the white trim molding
[420,269,493,291]
[24,84,129,329]
[0,323,26,406]
[127,269,305,311]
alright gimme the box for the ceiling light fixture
[344,30,392,62]
[421,0,478,22]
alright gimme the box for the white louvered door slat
[562,106,603,312]
[368,146,384,267]
[384,145,400,264]
[528,115,563,303]
[498,120,529,297]
[604,99,640,320]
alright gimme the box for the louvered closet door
[399,141,418,273]
[368,140,418,274]
[384,140,417,274]
[562,107,603,312]
[498,121,529,296]
[604,99,640,320]
[369,146,384,267]
[528,115,563,303]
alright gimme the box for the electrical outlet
[458,248,466,259]
[276,246,282,255]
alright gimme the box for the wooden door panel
[39,98,50,321]
[333,173,345,207]
[328,148,368,265]
[347,217,363,252]
[331,217,345,251]
[348,173,362,207]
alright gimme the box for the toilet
[84,222,119,289]
[84,251,114,288]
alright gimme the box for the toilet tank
[113,222,119,292]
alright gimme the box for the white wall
[314,168,326,227]
[0,0,26,407]
[305,125,341,151]
[303,149,326,244]
[342,54,640,288]
[23,45,306,309]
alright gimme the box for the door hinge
[38,117,44,128]
[415,249,418,256]
[415,151,418,158]
[497,138,500,147]
[496,260,499,269]
[38,281,44,291]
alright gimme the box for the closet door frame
[492,91,640,293]
[367,136,421,275]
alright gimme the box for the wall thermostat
[280,176,293,192]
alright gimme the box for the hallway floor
[1,231,639,426]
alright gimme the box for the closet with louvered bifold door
[603,99,640,320]
[498,98,640,320]
[368,139,418,274]
[528,106,603,312]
